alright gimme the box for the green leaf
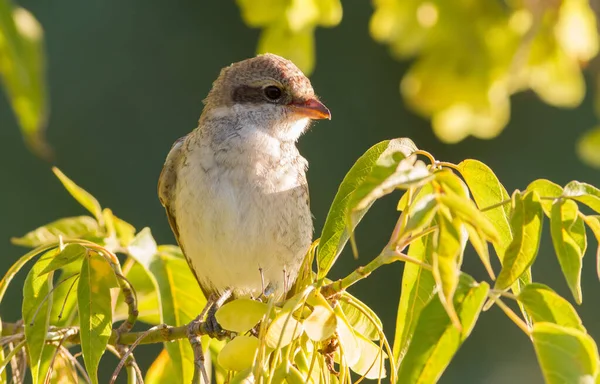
[392,231,436,364]
[127,227,158,268]
[396,275,489,383]
[495,191,543,290]
[52,167,103,223]
[50,259,82,327]
[215,299,268,334]
[550,199,587,304]
[0,5,50,158]
[457,159,513,257]
[581,215,600,280]
[432,212,462,330]
[532,322,599,384]
[402,193,438,238]
[150,246,207,383]
[145,349,176,384]
[218,335,259,372]
[577,127,600,168]
[78,252,114,384]
[103,208,136,248]
[38,243,86,275]
[526,179,563,217]
[340,292,382,340]
[304,304,337,342]
[564,181,600,214]
[458,160,531,319]
[318,138,416,279]
[11,216,99,247]
[437,192,499,242]
[349,333,387,380]
[518,283,584,331]
[348,148,430,214]
[0,243,56,302]
[23,248,56,384]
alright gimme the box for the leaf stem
[321,249,432,297]
[494,298,531,335]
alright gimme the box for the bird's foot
[204,302,226,339]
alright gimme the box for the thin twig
[110,325,166,384]
[59,346,91,384]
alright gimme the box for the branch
[1,319,233,347]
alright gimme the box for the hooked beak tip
[289,98,331,120]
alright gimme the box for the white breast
[174,127,312,299]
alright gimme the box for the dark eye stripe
[232,85,265,103]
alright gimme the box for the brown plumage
[158,53,330,302]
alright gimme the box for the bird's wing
[158,135,187,243]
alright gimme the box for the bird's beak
[289,98,331,120]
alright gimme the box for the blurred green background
[1,0,599,382]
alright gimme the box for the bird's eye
[264,85,282,101]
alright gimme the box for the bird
[158,53,330,330]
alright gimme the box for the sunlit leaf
[257,21,315,75]
[397,275,489,383]
[23,248,56,384]
[577,127,600,169]
[52,168,103,223]
[215,299,268,334]
[0,243,55,303]
[0,5,49,158]
[348,149,430,215]
[349,333,387,380]
[525,179,563,217]
[402,193,438,239]
[581,215,600,280]
[103,208,136,247]
[458,160,512,256]
[50,259,82,327]
[218,335,259,372]
[316,0,342,26]
[78,252,114,384]
[38,243,86,276]
[518,283,584,331]
[150,246,207,383]
[318,139,416,279]
[145,349,176,384]
[236,0,287,27]
[532,322,599,384]
[340,292,382,340]
[564,181,600,214]
[392,231,436,364]
[437,192,499,242]
[304,304,336,342]
[495,191,543,290]
[127,227,158,268]
[432,212,462,329]
[334,303,360,366]
[550,199,587,304]
[265,309,304,349]
[11,216,99,247]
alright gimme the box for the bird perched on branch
[158,53,330,332]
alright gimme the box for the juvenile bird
[158,54,330,326]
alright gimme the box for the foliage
[0,0,49,158]
[1,138,600,383]
[234,0,600,164]
[2,0,600,165]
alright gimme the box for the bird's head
[202,53,330,141]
